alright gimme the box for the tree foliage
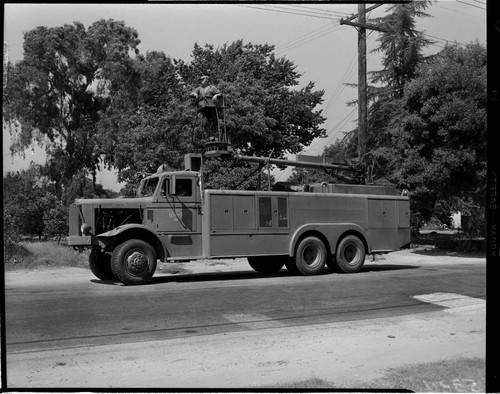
[3,165,58,240]
[297,3,485,234]
[102,40,326,186]
[3,19,140,188]
[370,1,432,97]
[3,164,115,242]
[179,41,326,157]
[393,43,486,230]
[43,202,68,243]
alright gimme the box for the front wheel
[89,249,115,281]
[111,239,157,285]
[333,235,366,273]
[248,256,285,274]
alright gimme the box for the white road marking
[224,313,287,329]
[413,292,485,314]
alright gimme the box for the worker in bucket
[190,75,223,139]
[190,75,222,106]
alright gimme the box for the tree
[3,19,140,189]
[179,41,326,158]
[370,1,432,97]
[43,202,68,243]
[108,41,326,187]
[101,51,192,184]
[3,165,58,240]
[393,43,486,231]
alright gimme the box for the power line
[307,106,358,155]
[275,25,330,51]
[275,23,337,53]
[275,24,345,55]
[261,4,349,19]
[239,4,338,20]
[323,54,357,115]
[455,0,486,11]
[284,4,351,18]
[433,3,484,17]
[323,33,377,116]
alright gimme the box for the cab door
[148,176,202,259]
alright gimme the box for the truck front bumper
[67,235,99,247]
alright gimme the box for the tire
[333,235,366,273]
[294,236,327,275]
[248,256,285,274]
[89,249,115,281]
[111,239,157,285]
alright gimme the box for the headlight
[81,223,92,235]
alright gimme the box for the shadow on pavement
[145,263,421,285]
[360,264,420,273]
[410,248,485,259]
[90,263,422,286]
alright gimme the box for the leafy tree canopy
[104,40,326,186]
[393,43,486,227]
[3,19,140,188]
[370,1,432,97]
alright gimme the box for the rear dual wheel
[329,235,366,273]
[293,236,327,276]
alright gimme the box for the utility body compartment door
[207,192,289,258]
[367,197,410,251]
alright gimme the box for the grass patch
[4,241,89,271]
[255,358,484,391]
[365,357,485,392]
[257,376,335,389]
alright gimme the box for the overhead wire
[238,4,340,20]
[283,4,351,18]
[275,24,347,55]
[306,105,358,156]
[323,32,377,117]
[274,23,340,54]
[244,2,481,160]
[434,2,485,16]
[455,0,486,11]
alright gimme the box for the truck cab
[68,167,203,284]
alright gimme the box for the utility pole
[340,5,387,178]
[357,4,367,162]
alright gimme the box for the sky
[3,1,487,191]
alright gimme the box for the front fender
[97,224,167,262]
[289,223,371,256]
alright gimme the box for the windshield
[137,176,160,197]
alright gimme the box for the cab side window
[176,179,192,197]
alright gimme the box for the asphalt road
[5,252,485,356]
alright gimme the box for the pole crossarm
[340,4,389,33]
[339,20,388,33]
[340,4,384,23]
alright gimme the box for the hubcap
[126,251,148,274]
[303,245,319,266]
[344,243,359,265]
